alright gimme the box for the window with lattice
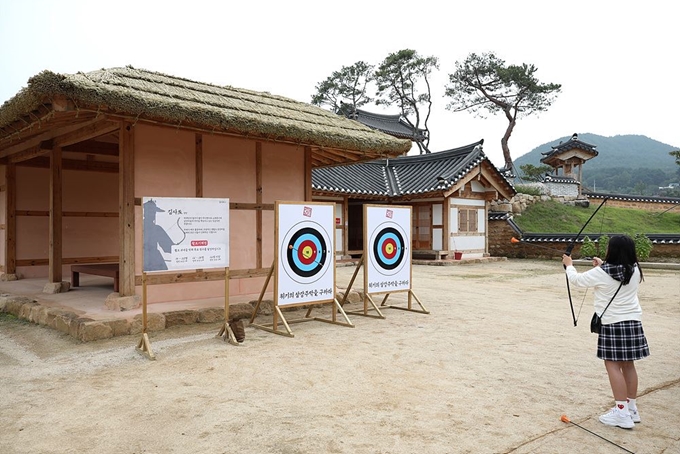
[458,208,478,233]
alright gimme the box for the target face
[365,205,412,294]
[281,222,331,284]
[369,222,408,276]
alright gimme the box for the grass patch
[513,199,680,234]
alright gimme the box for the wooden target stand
[339,255,429,318]
[249,262,354,337]
[136,267,238,361]
[343,204,429,317]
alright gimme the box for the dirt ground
[1,259,679,454]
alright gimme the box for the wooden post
[118,122,135,296]
[195,133,203,197]
[255,142,262,269]
[49,146,63,283]
[304,146,312,201]
[136,272,155,360]
[343,196,349,257]
[5,164,16,275]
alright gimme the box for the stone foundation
[0,287,367,342]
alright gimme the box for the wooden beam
[16,210,118,217]
[0,117,103,159]
[53,119,119,148]
[9,140,53,163]
[16,256,119,267]
[119,122,136,296]
[17,157,118,173]
[134,267,270,286]
[256,142,263,269]
[51,95,75,112]
[133,198,274,210]
[4,164,16,274]
[63,141,119,156]
[49,146,63,283]
[195,133,203,197]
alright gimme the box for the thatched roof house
[0,66,410,166]
[0,66,411,304]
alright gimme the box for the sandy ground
[0,259,679,454]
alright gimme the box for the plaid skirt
[597,320,650,361]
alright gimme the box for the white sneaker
[630,409,641,423]
[599,407,634,429]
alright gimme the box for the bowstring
[575,200,608,323]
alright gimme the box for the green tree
[444,52,561,171]
[670,150,680,177]
[670,150,680,166]
[374,49,439,154]
[311,61,375,114]
[519,163,553,182]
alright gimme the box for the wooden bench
[71,263,120,292]
[412,250,449,260]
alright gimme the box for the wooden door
[412,204,431,250]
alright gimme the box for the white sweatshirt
[565,264,642,324]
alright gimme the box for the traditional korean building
[0,66,410,304]
[540,133,598,196]
[346,108,428,144]
[312,140,516,259]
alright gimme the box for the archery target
[370,224,407,274]
[281,221,332,284]
[365,205,412,294]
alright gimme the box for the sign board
[142,197,229,272]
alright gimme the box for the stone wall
[488,218,680,260]
[594,198,679,213]
[489,193,680,260]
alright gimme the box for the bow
[563,197,609,326]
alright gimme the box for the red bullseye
[382,238,397,259]
[297,239,317,265]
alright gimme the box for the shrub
[580,236,597,258]
[598,235,610,258]
[515,185,542,196]
[633,233,653,261]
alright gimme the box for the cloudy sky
[1,1,677,167]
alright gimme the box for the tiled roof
[540,133,598,162]
[542,174,579,184]
[517,233,680,245]
[586,192,680,205]
[313,139,515,198]
[348,108,427,142]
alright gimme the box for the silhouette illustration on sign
[143,199,186,271]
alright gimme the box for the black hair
[604,235,644,284]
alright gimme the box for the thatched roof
[0,66,411,162]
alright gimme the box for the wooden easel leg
[217,322,239,345]
[339,256,363,307]
[135,273,156,360]
[334,298,354,326]
[250,263,274,324]
[217,267,240,345]
[345,293,385,318]
[136,333,156,360]
[250,306,295,337]
[382,290,429,314]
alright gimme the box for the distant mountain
[513,133,680,194]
